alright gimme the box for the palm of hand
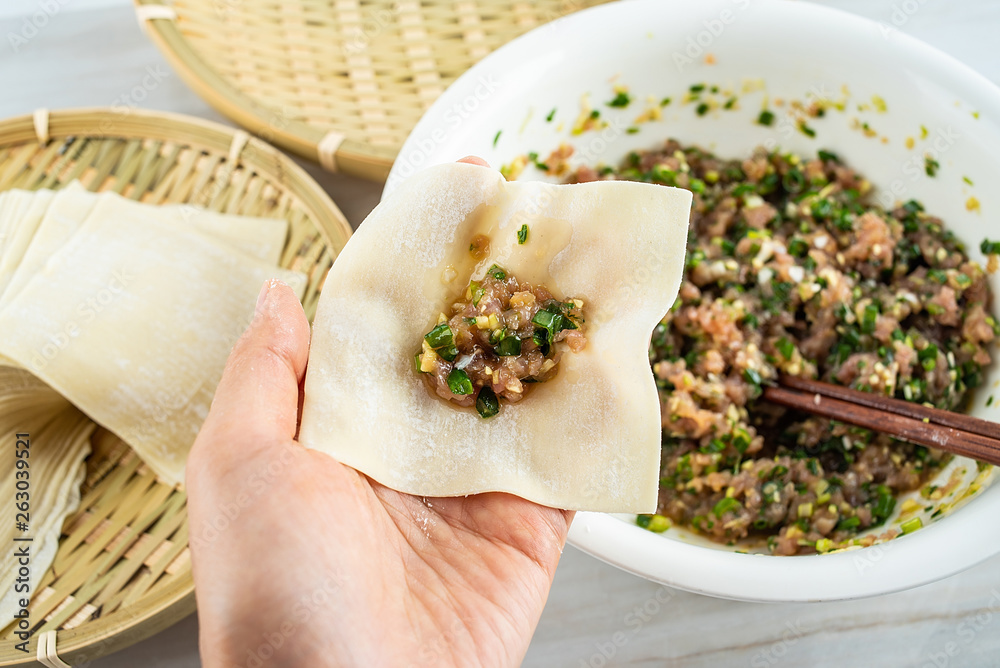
[187,280,572,668]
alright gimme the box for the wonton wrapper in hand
[299,163,691,512]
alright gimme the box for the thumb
[194,279,311,460]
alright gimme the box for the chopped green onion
[637,514,670,532]
[743,368,762,386]
[776,337,795,360]
[527,151,541,168]
[834,211,854,231]
[815,538,834,553]
[695,102,710,116]
[532,308,568,345]
[532,309,560,330]
[871,484,896,522]
[787,238,809,257]
[925,304,945,318]
[927,269,947,283]
[782,168,805,192]
[761,481,781,503]
[836,516,861,531]
[689,83,705,93]
[438,345,458,362]
[647,514,670,532]
[517,224,529,244]
[424,323,454,349]
[981,239,1000,255]
[702,438,727,454]
[757,109,775,126]
[918,343,938,363]
[492,130,501,147]
[414,353,423,372]
[607,91,631,107]
[496,335,522,356]
[817,149,840,163]
[713,497,741,518]
[447,368,473,395]
[900,517,923,535]
[861,303,879,334]
[811,198,833,219]
[531,309,562,334]
[546,108,556,122]
[470,281,485,306]
[732,429,751,454]
[487,264,507,281]
[476,387,499,418]
[924,155,939,177]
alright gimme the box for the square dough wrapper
[0,213,306,486]
[0,188,57,300]
[0,186,290,367]
[299,163,692,512]
[0,186,288,310]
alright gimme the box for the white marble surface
[2,1,1000,666]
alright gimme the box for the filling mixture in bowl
[567,140,995,554]
[417,252,587,419]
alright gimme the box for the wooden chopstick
[779,375,1000,440]
[762,376,1000,466]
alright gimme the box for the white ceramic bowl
[387,0,1000,602]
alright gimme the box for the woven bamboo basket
[0,108,352,666]
[134,0,613,182]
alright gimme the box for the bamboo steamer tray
[134,0,613,182]
[0,108,352,666]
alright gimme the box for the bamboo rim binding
[36,631,69,668]
[0,108,351,666]
[134,0,614,181]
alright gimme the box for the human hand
[186,158,573,668]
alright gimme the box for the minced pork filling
[567,140,995,555]
[417,260,586,419]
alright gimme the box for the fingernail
[255,280,273,314]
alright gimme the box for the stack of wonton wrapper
[0,183,305,627]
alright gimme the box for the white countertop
[2,1,1000,666]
